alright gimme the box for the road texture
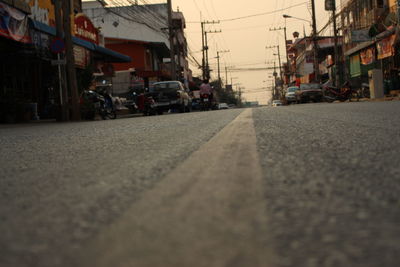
[0,101,400,267]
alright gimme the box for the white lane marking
[80,108,274,267]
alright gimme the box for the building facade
[82,1,192,94]
[339,0,400,92]
[0,0,130,122]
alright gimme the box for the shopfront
[1,1,130,122]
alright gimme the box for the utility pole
[266,45,282,82]
[273,61,277,100]
[201,20,220,80]
[201,21,205,80]
[225,66,228,87]
[216,50,229,89]
[204,29,221,80]
[62,0,80,120]
[269,27,289,70]
[53,0,68,121]
[311,0,319,82]
[332,4,340,87]
[167,0,176,80]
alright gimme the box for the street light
[282,14,311,25]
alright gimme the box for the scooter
[323,82,359,102]
[200,93,211,111]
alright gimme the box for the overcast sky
[86,0,336,104]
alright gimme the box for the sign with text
[28,0,56,27]
[351,30,372,43]
[74,13,99,44]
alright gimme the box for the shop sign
[376,35,395,60]
[74,13,99,44]
[74,46,90,68]
[31,30,50,49]
[27,0,55,27]
[351,30,372,43]
[360,47,376,65]
[0,2,31,43]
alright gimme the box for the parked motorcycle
[80,90,116,120]
[323,81,360,102]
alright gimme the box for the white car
[218,103,229,109]
[272,100,283,107]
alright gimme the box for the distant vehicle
[218,103,229,109]
[296,83,323,103]
[285,86,299,104]
[144,81,192,115]
[272,100,283,107]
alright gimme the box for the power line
[186,2,308,23]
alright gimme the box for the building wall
[82,1,169,46]
[105,41,147,71]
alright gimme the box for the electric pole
[62,0,80,120]
[204,29,221,80]
[266,45,282,82]
[201,20,220,80]
[167,0,176,80]
[225,66,228,87]
[53,0,68,121]
[216,50,229,89]
[269,27,289,70]
[311,0,319,82]
[332,5,340,87]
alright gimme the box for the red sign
[74,13,99,44]
[377,35,395,60]
[360,47,375,65]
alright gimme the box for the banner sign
[376,35,395,60]
[28,0,56,27]
[74,45,90,68]
[360,47,376,65]
[74,13,99,44]
[0,2,31,43]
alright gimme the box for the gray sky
[86,0,335,104]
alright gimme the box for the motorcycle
[323,81,360,102]
[80,90,116,120]
[200,93,211,111]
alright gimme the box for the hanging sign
[376,35,395,60]
[360,47,376,65]
[0,2,31,43]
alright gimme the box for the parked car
[218,103,229,109]
[144,81,192,114]
[272,100,283,107]
[295,83,323,103]
[285,86,299,104]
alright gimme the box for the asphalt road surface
[0,101,399,267]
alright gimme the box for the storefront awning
[344,41,375,57]
[93,44,131,63]
[30,19,131,63]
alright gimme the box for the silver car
[285,86,299,104]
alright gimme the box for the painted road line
[79,108,273,267]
